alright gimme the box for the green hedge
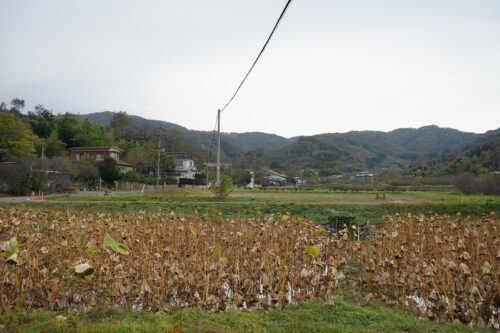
[179,176,205,186]
[121,170,178,185]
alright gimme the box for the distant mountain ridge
[407,129,500,176]
[81,111,499,172]
[264,126,485,172]
[82,111,290,157]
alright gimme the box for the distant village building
[294,176,307,185]
[167,152,198,180]
[263,169,288,187]
[68,147,133,173]
[356,171,374,178]
[356,170,374,182]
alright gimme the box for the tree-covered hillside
[84,112,495,173]
[407,130,500,177]
[227,132,295,151]
[5,103,497,178]
[83,111,286,158]
[262,126,485,173]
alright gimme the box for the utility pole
[216,109,221,197]
[156,133,161,186]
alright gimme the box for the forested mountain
[227,132,295,151]
[407,129,500,177]
[82,111,498,173]
[82,112,292,158]
[254,126,488,173]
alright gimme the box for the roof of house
[68,146,123,153]
[264,169,287,178]
[267,174,287,181]
[356,171,374,177]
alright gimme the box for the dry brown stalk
[360,213,500,328]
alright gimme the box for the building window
[110,152,118,160]
[76,153,81,161]
[96,153,104,161]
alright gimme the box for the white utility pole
[216,109,221,197]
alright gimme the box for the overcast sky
[1,0,499,138]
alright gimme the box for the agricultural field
[0,189,499,332]
[362,213,500,327]
[8,188,500,224]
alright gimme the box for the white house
[356,171,374,178]
[167,152,198,179]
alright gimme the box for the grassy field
[47,188,500,203]
[8,189,499,224]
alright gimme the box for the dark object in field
[375,193,386,200]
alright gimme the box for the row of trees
[1,99,115,161]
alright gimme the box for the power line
[214,0,294,196]
[208,114,218,161]
[205,114,219,186]
[220,0,294,112]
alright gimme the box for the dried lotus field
[0,208,347,311]
[361,213,500,329]
[0,206,498,332]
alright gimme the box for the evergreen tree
[97,157,121,183]
[28,105,55,138]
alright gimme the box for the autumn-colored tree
[0,112,36,161]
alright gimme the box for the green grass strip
[1,298,494,333]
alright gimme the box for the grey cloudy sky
[1,0,499,138]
